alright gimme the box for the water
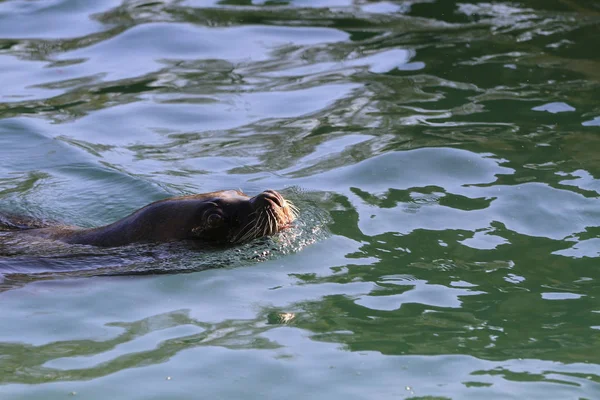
[1,0,599,398]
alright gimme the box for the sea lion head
[189,189,298,244]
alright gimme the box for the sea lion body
[12,189,296,247]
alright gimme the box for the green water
[1,0,600,398]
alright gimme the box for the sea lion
[9,189,298,248]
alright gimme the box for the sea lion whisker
[237,226,256,243]
[230,227,244,242]
[264,212,270,237]
[231,217,258,243]
[236,212,263,243]
[270,210,277,234]
[260,212,269,238]
[263,212,270,236]
[249,215,263,241]
[255,212,267,233]
[286,201,300,218]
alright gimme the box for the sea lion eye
[206,213,223,228]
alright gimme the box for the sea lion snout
[226,189,297,243]
[250,190,286,211]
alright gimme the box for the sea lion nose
[252,190,284,209]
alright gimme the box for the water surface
[1,0,600,398]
